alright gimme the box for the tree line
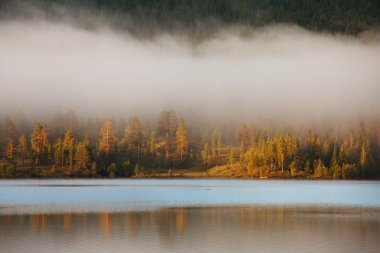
[1,0,379,36]
[0,110,379,179]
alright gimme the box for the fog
[0,18,380,123]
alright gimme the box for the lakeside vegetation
[1,111,379,179]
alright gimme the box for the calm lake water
[1,179,380,253]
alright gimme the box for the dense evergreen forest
[1,111,379,179]
[1,0,379,36]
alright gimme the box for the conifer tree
[53,138,64,168]
[17,134,27,165]
[175,119,188,161]
[201,142,211,167]
[122,117,143,156]
[63,130,75,170]
[30,123,49,165]
[238,124,251,153]
[75,139,90,172]
[274,136,285,172]
[330,147,339,178]
[228,147,235,165]
[6,140,15,163]
[217,135,222,158]
[98,119,117,154]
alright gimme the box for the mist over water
[0,17,379,121]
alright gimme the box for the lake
[1,179,380,253]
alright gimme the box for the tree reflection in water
[1,206,380,253]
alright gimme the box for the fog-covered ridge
[0,19,380,121]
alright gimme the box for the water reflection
[32,214,45,232]
[1,206,380,253]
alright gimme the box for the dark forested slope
[1,0,379,35]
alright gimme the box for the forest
[1,111,379,179]
[0,1,379,179]
[1,0,380,36]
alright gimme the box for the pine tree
[175,119,188,161]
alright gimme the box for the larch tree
[75,139,90,172]
[228,147,235,165]
[53,138,64,168]
[201,142,211,167]
[175,119,188,161]
[30,123,49,165]
[98,119,117,154]
[6,140,16,163]
[274,136,285,172]
[359,143,369,175]
[330,147,339,177]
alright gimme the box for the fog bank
[0,20,379,122]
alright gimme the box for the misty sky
[0,19,379,121]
